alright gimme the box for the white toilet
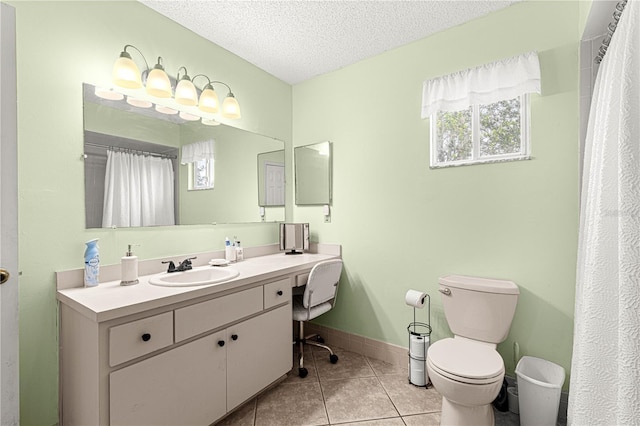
[427,275,519,426]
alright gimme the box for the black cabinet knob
[231,334,238,341]
[277,290,283,296]
[218,340,225,347]
[141,333,151,342]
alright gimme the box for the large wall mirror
[83,83,285,228]
[294,141,332,205]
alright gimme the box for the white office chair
[292,259,343,378]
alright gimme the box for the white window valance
[181,140,215,164]
[421,51,541,118]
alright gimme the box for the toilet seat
[428,338,504,385]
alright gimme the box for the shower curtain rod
[595,0,628,64]
[84,142,177,160]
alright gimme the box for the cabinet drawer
[175,286,263,342]
[295,273,310,287]
[109,311,174,367]
[264,278,291,309]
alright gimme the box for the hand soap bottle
[120,244,139,286]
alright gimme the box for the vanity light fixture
[112,44,241,119]
[190,75,242,119]
[155,104,178,115]
[179,111,200,121]
[126,96,152,108]
[201,118,221,126]
[221,90,241,119]
[112,45,144,89]
[174,67,198,106]
[145,57,172,98]
[94,86,124,101]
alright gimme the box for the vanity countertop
[57,252,338,323]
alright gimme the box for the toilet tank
[439,275,519,344]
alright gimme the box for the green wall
[8,1,291,424]
[292,0,580,388]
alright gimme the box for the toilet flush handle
[439,287,451,296]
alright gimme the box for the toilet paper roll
[409,357,427,386]
[410,334,428,359]
[405,289,427,308]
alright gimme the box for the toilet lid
[428,338,504,384]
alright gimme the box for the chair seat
[292,295,332,321]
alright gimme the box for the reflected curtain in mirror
[102,149,176,227]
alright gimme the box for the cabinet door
[226,304,292,410]
[110,331,226,426]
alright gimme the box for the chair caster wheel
[315,336,325,344]
[330,354,339,364]
[299,368,308,378]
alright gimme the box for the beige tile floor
[217,343,524,426]
[216,344,446,426]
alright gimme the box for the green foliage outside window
[434,96,524,166]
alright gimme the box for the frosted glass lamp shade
[95,87,124,101]
[126,96,152,108]
[146,65,172,98]
[175,78,198,106]
[179,111,200,121]
[112,55,142,89]
[155,104,178,115]
[201,118,221,126]
[221,93,241,119]
[198,86,220,113]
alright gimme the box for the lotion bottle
[235,240,244,261]
[120,244,139,286]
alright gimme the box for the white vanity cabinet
[57,249,341,425]
[59,277,293,425]
[109,331,227,426]
[108,304,291,425]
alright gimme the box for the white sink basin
[149,267,239,287]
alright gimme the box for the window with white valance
[422,52,541,168]
[181,140,215,190]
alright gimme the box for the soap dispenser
[120,244,139,286]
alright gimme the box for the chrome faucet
[162,257,197,273]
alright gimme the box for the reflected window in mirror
[189,158,214,190]
[295,141,332,205]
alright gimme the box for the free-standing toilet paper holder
[406,292,431,387]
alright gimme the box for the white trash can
[515,356,565,426]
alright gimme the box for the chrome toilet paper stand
[407,293,431,387]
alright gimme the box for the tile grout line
[365,355,404,422]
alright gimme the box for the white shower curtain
[568,1,640,424]
[102,150,175,227]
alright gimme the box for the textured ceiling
[140,0,519,85]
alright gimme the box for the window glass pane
[192,159,214,190]
[479,97,521,157]
[436,108,472,163]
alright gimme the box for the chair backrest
[303,259,343,309]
